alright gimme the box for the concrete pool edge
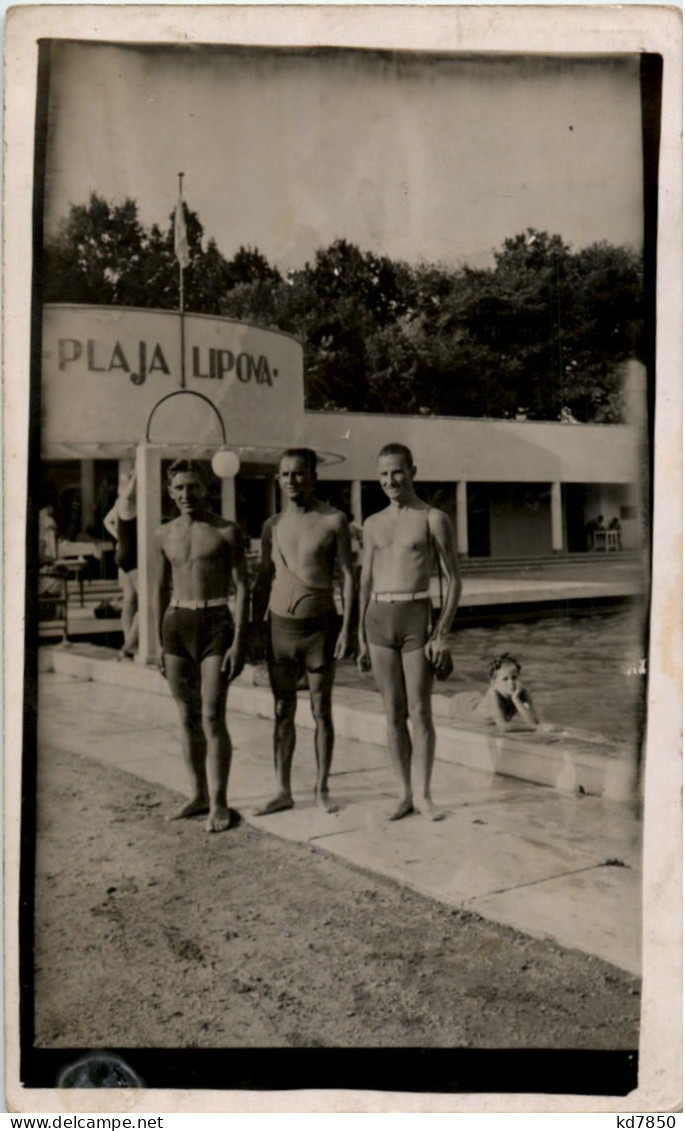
[40,644,639,803]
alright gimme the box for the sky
[43,43,644,271]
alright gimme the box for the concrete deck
[38,645,643,976]
[45,643,639,803]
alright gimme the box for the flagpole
[177,171,186,390]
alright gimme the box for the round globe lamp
[212,449,241,479]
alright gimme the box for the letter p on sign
[59,339,83,370]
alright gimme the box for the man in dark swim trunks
[154,460,248,833]
[252,448,356,815]
[357,443,461,821]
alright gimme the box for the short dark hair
[378,442,414,468]
[489,653,522,679]
[166,459,207,486]
[280,448,318,479]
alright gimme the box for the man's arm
[427,509,462,650]
[333,516,356,659]
[251,518,274,626]
[153,528,172,677]
[223,524,249,681]
[356,517,375,668]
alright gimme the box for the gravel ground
[34,745,641,1051]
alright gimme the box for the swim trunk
[115,514,138,573]
[365,599,431,653]
[268,612,338,693]
[162,605,234,664]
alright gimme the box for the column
[135,443,162,665]
[456,480,469,558]
[350,480,363,525]
[551,481,564,553]
[80,459,95,533]
[221,477,236,522]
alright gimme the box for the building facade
[41,303,643,559]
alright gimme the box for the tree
[43,194,149,306]
[225,246,281,288]
[43,195,279,316]
[44,200,644,422]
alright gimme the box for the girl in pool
[449,653,540,733]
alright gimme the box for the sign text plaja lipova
[57,337,279,387]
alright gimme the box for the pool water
[442,605,648,745]
[338,603,648,746]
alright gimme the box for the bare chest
[373,512,430,556]
[275,514,335,564]
[164,523,228,568]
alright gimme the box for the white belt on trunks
[169,597,229,610]
[372,591,430,603]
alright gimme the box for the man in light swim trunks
[155,460,248,833]
[252,448,356,815]
[358,443,461,820]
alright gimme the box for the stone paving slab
[35,670,642,974]
[310,807,601,905]
[472,863,642,976]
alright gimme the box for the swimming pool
[338,602,648,746]
[442,604,648,744]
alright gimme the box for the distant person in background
[608,516,622,550]
[448,653,540,733]
[584,514,606,551]
[104,468,139,661]
[66,491,82,541]
[39,505,58,566]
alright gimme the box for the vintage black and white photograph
[4,3,681,1113]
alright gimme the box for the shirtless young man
[358,443,461,821]
[155,460,248,833]
[252,449,355,816]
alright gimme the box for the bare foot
[315,790,339,814]
[253,794,294,817]
[168,796,210,821]
[388,798,414,821]
[205,805,233,833]
[415,797,446,822]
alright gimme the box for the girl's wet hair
[489,652,522,679]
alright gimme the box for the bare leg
[200,654,233,832]
[122,568,139,656]
[165,654,209,819]
[403,647,444,820]
[254,665,297,815]
[117,569,137,658]
[307,664,338,812]
[369,643,414,819]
